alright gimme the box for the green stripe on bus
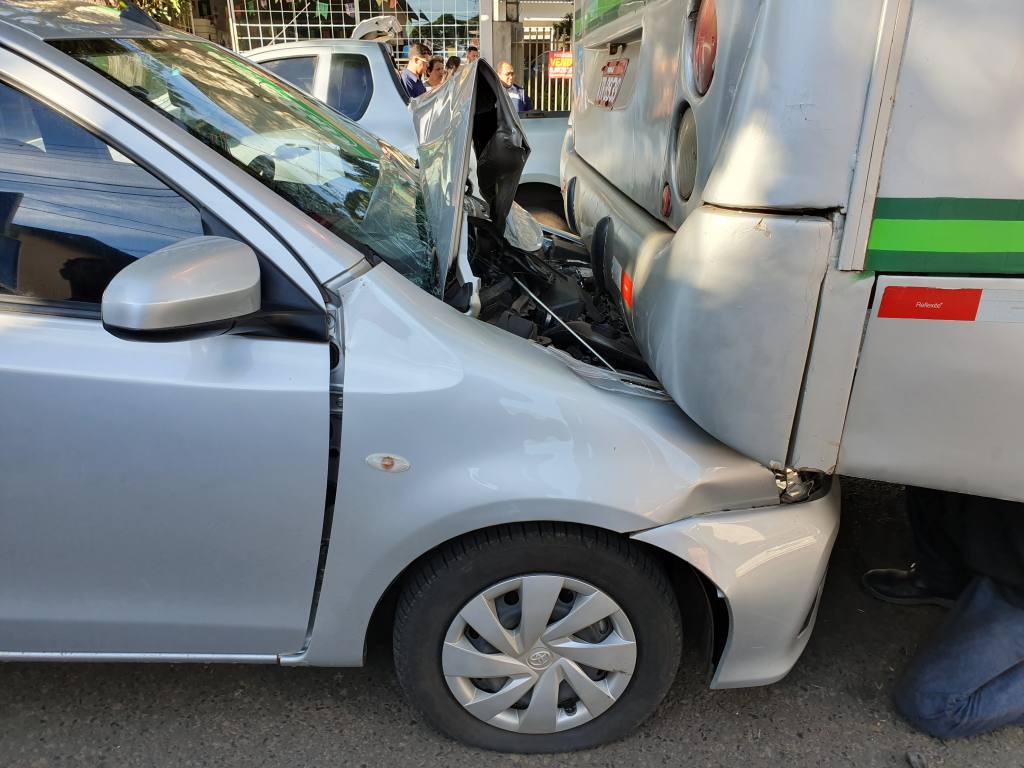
[874,197,1024,221]
[866,250,1024,273]
[867,219,1024,253]
[575,0,646,38]
[866,198,1024,273]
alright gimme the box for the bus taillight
[693,0,717,95]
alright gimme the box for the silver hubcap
[442,574,637,734]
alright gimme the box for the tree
[130,0,190,27]
[552,12,573,43]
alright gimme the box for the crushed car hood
[410,60,530,289]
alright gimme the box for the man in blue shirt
[401,43,431,99]
[498,61,533,114]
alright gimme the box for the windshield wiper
[357,242,384,266]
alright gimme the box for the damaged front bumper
[633,478,841,688]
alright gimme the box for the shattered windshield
[54,37,439,293]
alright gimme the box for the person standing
[466,45,479,63]
[863,487,1024,739]
[444,56,461,82]
[401,42,432,98]
[497,61,533,114]
[424,57,444,91]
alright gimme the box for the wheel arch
[362,520,724,677]
[514,180,564,211]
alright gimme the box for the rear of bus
[563,0,1024,505]
[562,0,883,470]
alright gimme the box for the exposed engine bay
[445,208,653,379]
[419,59,654,383]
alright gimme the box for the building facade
[188,0,571,110]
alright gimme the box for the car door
[0,66,329,657]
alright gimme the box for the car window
[326,54,373,121]
[260,55,317,93]
[0,81,206,306]
[56,38,440,296]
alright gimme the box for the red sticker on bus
[877,286,982,321]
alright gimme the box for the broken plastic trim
[769,462,827,503]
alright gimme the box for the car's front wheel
[393,524,683,752]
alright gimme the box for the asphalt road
[2,479,1023,767]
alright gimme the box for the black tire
[393,523,683,753]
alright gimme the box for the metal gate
[226,0,480,57]
[513,26,572,113]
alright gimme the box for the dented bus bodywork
[564,0,1024,502]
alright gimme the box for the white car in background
[247,39,571,228]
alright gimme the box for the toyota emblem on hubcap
[526,649,552,670]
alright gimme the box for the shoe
[862,566,959,607]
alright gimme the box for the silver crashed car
[0,1,838,754]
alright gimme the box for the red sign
[548,51,573,79]
[877,286,982,321]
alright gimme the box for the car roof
[0,0,184,41]
[247,39,386,56]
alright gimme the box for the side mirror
[101,236,261,342]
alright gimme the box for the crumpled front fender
[289,262,779,667]
[634,479,841,688]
